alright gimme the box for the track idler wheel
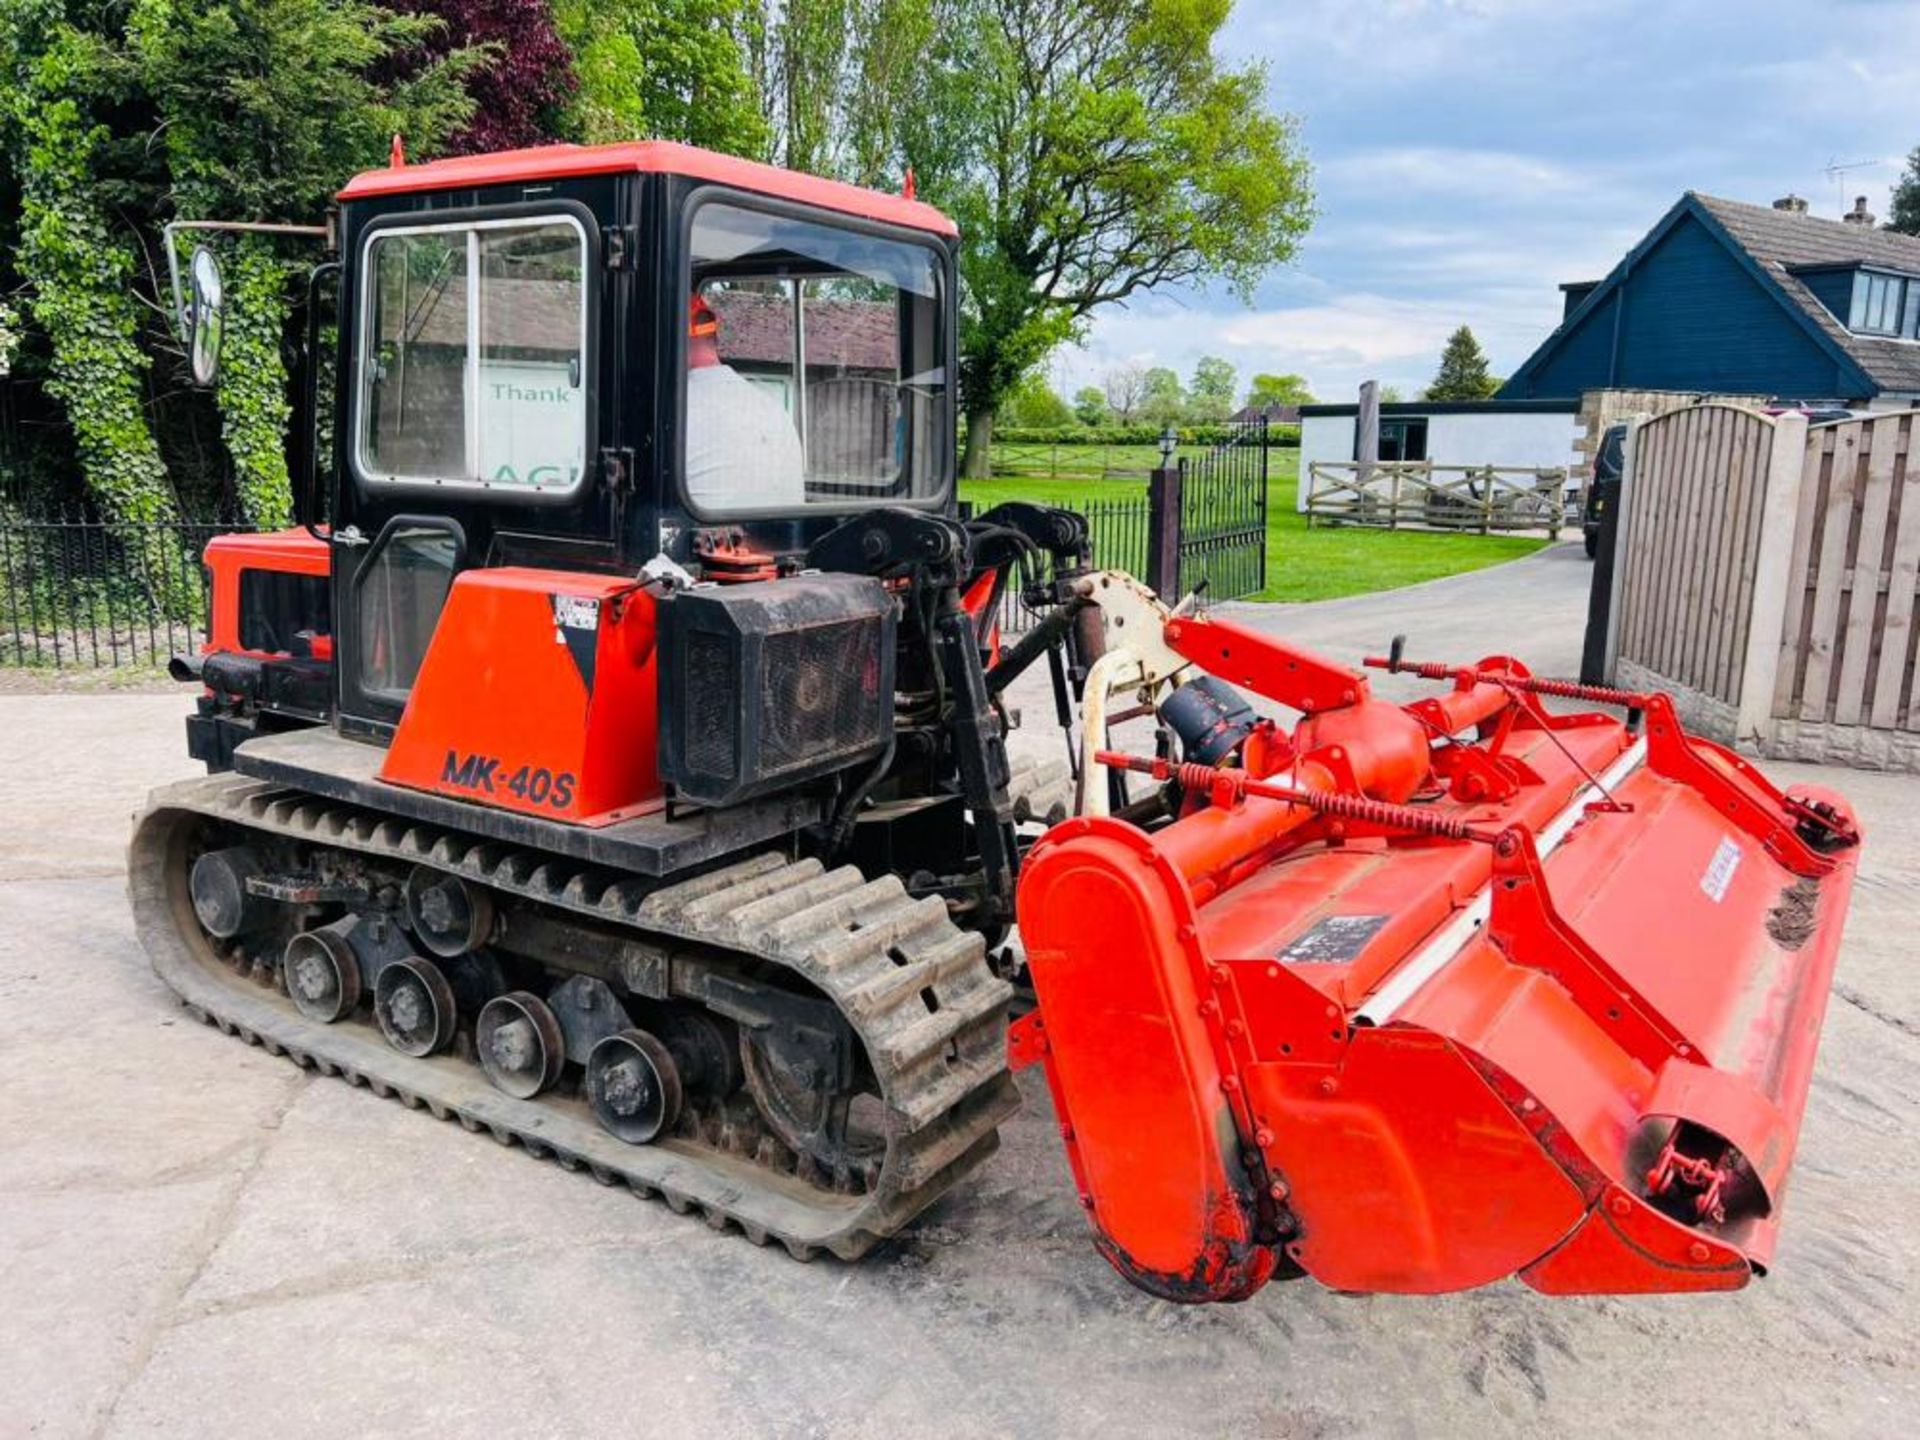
[190,847,270,939]
[405,866,494,958]
[586,1029,683,1144]
[741,1026,883,1182]
[283,930,362,1024]
[374,956,458,1057]
[476,991,566,1099]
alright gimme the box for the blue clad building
[1500,194,1920,409]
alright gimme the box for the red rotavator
[1016,614,1858,1298]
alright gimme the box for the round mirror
[187,246,225,388]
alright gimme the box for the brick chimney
[1842,195,1876,227]
[1773,194,1808,214]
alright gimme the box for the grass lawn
[963,448,1550,604]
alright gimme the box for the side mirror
[187,247,225,388]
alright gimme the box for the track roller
[657,1008,743,1099]
[405,866,494,958]
[476,990,566,1098]
[374,956,458,1057]
[283,929,362,1024]
[587,1029,683,1144]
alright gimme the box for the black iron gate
[1169,417,1268,602]
[994,419,1271,635]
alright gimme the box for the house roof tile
[1691,193,1920,394]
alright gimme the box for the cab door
[329,191,622,740]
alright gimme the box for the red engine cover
[380,568,663,826]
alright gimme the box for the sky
[1048,0,1920,407]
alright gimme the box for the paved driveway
[2,546,1914,1438]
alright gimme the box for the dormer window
[1849,269,1920,338]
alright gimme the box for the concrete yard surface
[0,545,1914,1438]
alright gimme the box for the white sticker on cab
[553,595,601,632]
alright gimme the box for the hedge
[989,422,1300,448]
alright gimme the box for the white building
[1295,399,1581,512]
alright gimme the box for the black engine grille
[683,631,739,778]
[760,618,887,775]
[660,575,895,808]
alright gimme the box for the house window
[1378,417,1428,462]
[1850,270,1912,337]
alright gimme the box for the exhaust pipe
[172,650,264,700]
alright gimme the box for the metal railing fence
[0,517,247,669]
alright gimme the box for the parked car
[1584,423,1627,558]
[1763,401,1857,424]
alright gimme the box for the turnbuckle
[1095,751,1501,844]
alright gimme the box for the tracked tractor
[133,140,1861,1302]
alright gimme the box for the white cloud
[1319,147,1590,201]
[1212,295,1455,367]
[1053,292,1501,406]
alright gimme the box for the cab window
[683,202,947,517]
[357,216,588,495]
[356,525,458,698]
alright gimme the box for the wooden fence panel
[1614,406,1920,760]
[1774,426,1833,716]
[1779,411,1916,728]
[1614,404,1775,706]
[1797,426,1862,718]
[1878,423,1920,729]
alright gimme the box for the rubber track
[128,773,1020,1261]
[1004,753,1074,826]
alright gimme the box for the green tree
[1247,372,1313,407]
[1426,325,1499,401]
[1103,363,1146,423]
[751,0,1312,476]
[999,371,1074,427]
[0,10,178,530]
[1889,146,1920,236]
[131,0,480,524]
[1071,385,1108,426]
[935,0,1310,476]
[555,1,766,153]
[750,0,933,183]
[1140,366,1186,425]
[1187,355,1236,421]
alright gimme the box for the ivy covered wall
[0,0,487,523]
